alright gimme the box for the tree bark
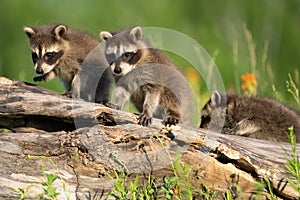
[0,76,299,199]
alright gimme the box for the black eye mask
[44,50,64,65]
[31,52,38,63]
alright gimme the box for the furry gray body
[200,91,300,142]
[100,27,194,126]
[24,24,112,101]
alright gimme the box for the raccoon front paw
[63,91,72,98]
[138,113,152,126]
[163,117,179,126]
[33,75,45,82]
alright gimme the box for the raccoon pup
[24,24,111,101]
[200,90,300,142]
[99,26,194,126]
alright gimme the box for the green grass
[286,73,300,104]
[284,126,300,194]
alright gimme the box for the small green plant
[106,168,130,199]
[284,126,300,194]
[106,168,157,200]
[14,155,69,200]
[14,188,26,200]
[286,73,300,104]
[160,176,180,200]
[180,163,193,199]
[42,173,60,199]
[154,132,182,199]
[195,184,216,200]
[140,174,156,199]
[223,189,234,200]
[260,126,300,200]
[265,173,277,200]
[0,128,11,132]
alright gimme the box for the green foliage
[106,168,156,200]
[195,184,216,200]
[286,73,300,104]
[14,155,70,200]
[160,176,180,200]
[140,175,156,200]
[14,188,26,200]
[284,127,300,194]
[180,163,193,199]
[42,174,60,199]
[0,128,11,133]
[107,169,128,199]
[223,190,234,200]
[265,173,277,200]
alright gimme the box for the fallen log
[0,76,299,199]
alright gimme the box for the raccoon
[24,24,112,101]
[99,26,195,126]
[200,90,300,142]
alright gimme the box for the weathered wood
[0,76,299,199]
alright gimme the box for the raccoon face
[100,27,143,76]
[24,25,68,75]
[200,90,227,131]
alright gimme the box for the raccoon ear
[53,25,67,39]
[100,31,113,41]
[129,26,143,41]
[24,27,36,39]
[211,90,222,107]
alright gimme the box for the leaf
[114,182,123,193]
[44,186,60,198]
[47,174,58,185]
[133,175,139,188]
[286,177,298,192]
[165,193,171,200]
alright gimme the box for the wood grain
[0,76,298,199]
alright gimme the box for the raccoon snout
[114,66,122,74]
[35,67,44,74]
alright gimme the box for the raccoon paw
[63,91,72,98]
[138,113,152,126]
[33,75,45,82]
[163,117,179,126]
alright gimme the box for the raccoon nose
[114,66,122,74]
[36,68,44,74]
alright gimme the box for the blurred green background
[0,0,299,108]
